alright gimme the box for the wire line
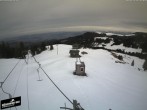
[13,61,25,97]
[26,55,30,110]
[3,59,21,83]
[1,59,21,98]
[32,56,73,105]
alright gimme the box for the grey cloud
[124,21,147,28]
[0,0,147,39]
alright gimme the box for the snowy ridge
[106,32,124,36]
[0,44,147,110]
[93,37,142,53]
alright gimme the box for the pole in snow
[37,68,42,81]
[57,44,58,55]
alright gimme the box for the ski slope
[0,44,147,110]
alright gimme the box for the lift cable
[1,85,11,98]
[32,56,73,105]
[12,60,25,97]
[32,56,85,110]
[2,59,21,85]
[0,59,21,98]
[26,55,30,110]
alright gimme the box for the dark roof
[69,50,79,53]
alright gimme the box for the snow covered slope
[0,44,147,110]
[93,37,142,53]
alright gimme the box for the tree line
[0,41,54,58]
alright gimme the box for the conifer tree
[50,44,54,50]
[131,60,134,66]
[41,42,46,51]
[143,59,147,71]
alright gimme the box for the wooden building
[69,50,80,58]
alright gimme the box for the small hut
[74,59,86,76]
[69,50,80,58]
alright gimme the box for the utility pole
[57,44,58,55]
[37,68,42,81]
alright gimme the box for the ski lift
[60,100,84,110]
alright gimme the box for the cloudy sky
[0,0,147,39]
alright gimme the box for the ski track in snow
[0,44,147,110]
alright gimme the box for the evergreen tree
[131,60,134,66]
[19,42,25,58]
[41,42,46,51]
[143,59,147,71]
[1,42,6,57]
[19,42,25,50]
[50,44,54,50]
[118,55,123,60]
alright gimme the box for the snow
[76,61,82,65]
[0,44,147,110]
[125,34,135,36]
[96,32,103,34]
[94,37,108,40]
[105,43,142,53]
[94,37,142,53]
[106,33,124,36]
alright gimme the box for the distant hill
[60,32,147,51]
[0,31,147,59]
[59,32,147,59]
[0,31,85,46]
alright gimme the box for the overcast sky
[0,0,147,39]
